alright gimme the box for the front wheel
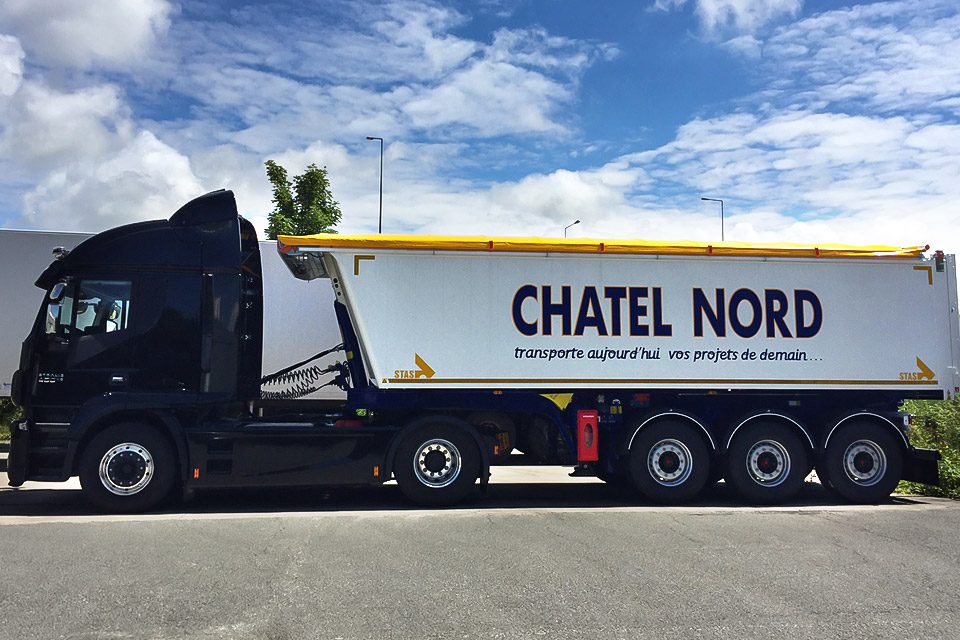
[394,418,481,507]
[628,420,711,504]
[822,423,903,503]
[78,423,177,513]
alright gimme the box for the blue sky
[1,0,959,250]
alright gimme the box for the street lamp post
[701,197,724,241]
[564,219,580,237]
[366,136,384,233]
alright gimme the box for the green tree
[0,397,21,440]
[264,160,342,239]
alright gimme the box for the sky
[0,0,959,251]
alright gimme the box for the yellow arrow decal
[916,357,936,381]
[414,354,436,379]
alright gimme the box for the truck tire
[468,412,516,461]
[394,418,481,507]
[725,422,808,504]
[78,423,177,513]
[822,423,903,503]
[628,420,710,504]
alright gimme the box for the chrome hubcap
[414,439,461,488]
[746,440,791,487]
[647,439,693,487]
[843,439,886,486]
[99,442,154,496]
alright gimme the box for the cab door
[30,278,136,413]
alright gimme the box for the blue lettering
[512,285,538,336]
[575,287,608,336]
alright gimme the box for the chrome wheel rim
[647,439,693,487]
[746,440,791,487]
[99,442,154,496]
[843,439,886,486]
[414,439,461,488]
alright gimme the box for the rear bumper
[902,447,940,486]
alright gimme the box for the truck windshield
[45,280,132,336]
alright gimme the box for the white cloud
[760,0,960,113]
[1,82,126,171]
[0,35,25,96]
[20,130,203,231]
[403,59,571,135]
[0,76,204,231]
[152,1,615,145]
[654,0,802,34]
[0,0,172,69]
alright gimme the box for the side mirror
[49,282,66,302]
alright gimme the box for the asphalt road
[1,471,958,640]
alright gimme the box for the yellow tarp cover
[278,233,928,259]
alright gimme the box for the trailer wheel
[628,420,710,504]
[725,422,808,504]
[394,418,481,507]
[822,423,903,503]
[78,423,177,513]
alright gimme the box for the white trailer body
[279,235,960,398]
[0,229,342,398]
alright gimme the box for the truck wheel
[822,423,903,503]
[394,418,481,507]
[468,412,516,461]
[725,423,808,504]
[78,423,177,513]
[628,421,710,504]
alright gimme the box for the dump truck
[6,190,950,511]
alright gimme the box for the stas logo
[512,285,823,339]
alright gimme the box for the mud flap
[902,447,940,485]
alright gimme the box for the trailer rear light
[577,410,599,462]
[335,419,363,428]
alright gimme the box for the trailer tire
[78,423,177,513]
[628,420,711,504]
[394,418,481,507]
[822,423,903,504]
[725,422,808,505]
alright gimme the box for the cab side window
[45,280,132,336]
[74,281,132,334]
